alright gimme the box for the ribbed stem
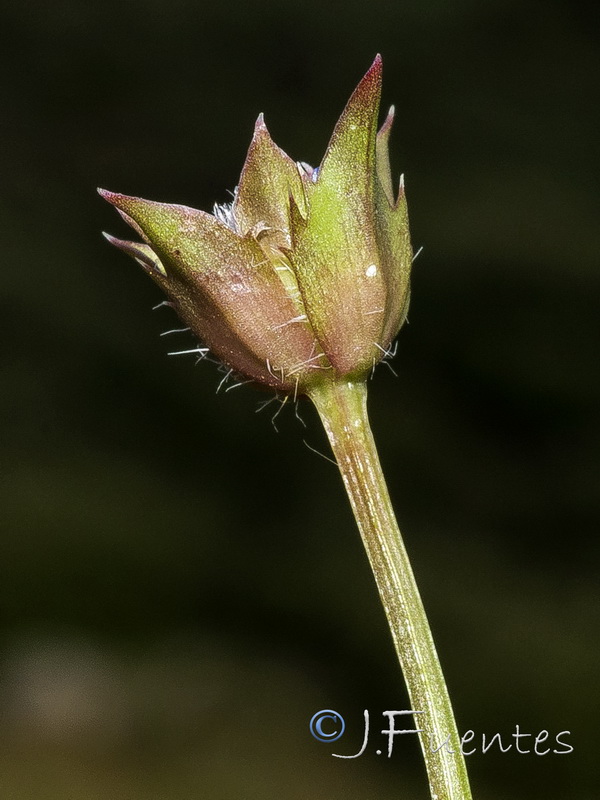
[308,378,472,800]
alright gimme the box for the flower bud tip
[378,106,395,139]
[362,53,383,89]
[98,187,115,201]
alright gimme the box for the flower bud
[99,55,412,393]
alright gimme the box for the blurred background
[1,0,599,797]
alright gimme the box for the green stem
[308,378,472,800]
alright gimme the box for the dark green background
[1,0,598,797]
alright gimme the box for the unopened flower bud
[99,55,412,393]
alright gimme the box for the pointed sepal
[102,232,167,279]
[290,56,388,375]
[99,189,320,390]
[376,105,395,206]
[233,115,307,252]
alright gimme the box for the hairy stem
[308,378,472,800]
